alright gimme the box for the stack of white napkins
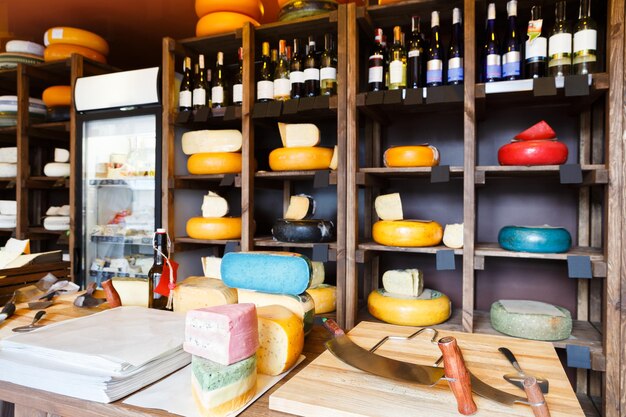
[0,307,190,403]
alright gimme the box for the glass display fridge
[74,68,161,287]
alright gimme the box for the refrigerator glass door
[82,114,156,287]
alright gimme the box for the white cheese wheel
[0,214,16,228]
[201,192,229,218]
[277,123,320,147]
[182,130,243,155]
[201,256,222,279]
[6,40,45,56]
[0,147,17,163]
[173,276,237,313]
[54,148,70,163]
[0,200,16,215]
[382,269,423,297]
[43,162,70,177]
[43,216,70,231]
[375,193,404,221]
[443,223,464,249]
[0,163,16,178]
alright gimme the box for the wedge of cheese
[173,277,237,313]
[54,148,70,163]
[237,289,315,335]
[375,193,403,221]
[111,277,150,307]
[284,194,315,220]
[182,130,243,155]
[201,191,229,218]
[201,256,222,279]
[329,145,338,170]
[382,269,423,297]
[310,261,325,288]
[256,305,304,376]
[277,123,320,148]
[443,223,463,249]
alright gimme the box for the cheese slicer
[500,347,549,394]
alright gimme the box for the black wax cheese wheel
[272,219,335,243]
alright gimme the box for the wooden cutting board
[269,321,584,417]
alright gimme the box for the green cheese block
[191,353,256,391]
[490,300,572,341]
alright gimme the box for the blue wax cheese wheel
[498,225,572,253]
[490,300,573,341]
[221,251,312,295]
[272,219,335,243]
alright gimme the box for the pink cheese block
[184,303,259,365]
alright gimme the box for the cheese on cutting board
[306,284,336,314]
[237,289,315,335]
[0,163,16,178]
[43,162,70,177]
[382,269,423,297]
[187,152,242,175]
[201,256,222,279]
[329,145,338,170]
[173,277,237,313]
[284,194,315,220]
[269,147,334,171]
[184,303,259,365]
[272,219,334,243]
[201,191,229,218]
[256,305,304,376]
[443,223,463,249]
[0,148,17,163]
[54,148,70,163]
[368,288,451,327]
[277,122,320,147]
[186,217,241,240]
[182,130,243,155]
[374,193,403,221]
[111,277,150,307]
[490,300,572,341]
[372,220,443,247]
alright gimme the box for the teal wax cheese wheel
[221,251,312,295]
[490,300,573,341]
[498,225,572,253]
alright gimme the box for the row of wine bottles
[179,51,235,111]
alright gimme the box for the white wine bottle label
[485,54,502,79]
[389,60,404,84]
[408,50,421,58]
[257,80,274,100]
[447,57,463,82]
[179,90,192,108]
[320,67,337,81]
[232,84,243,103]
[525,37,547,60]
[304,67,320,81]
[549,33,572,56]
[369,66,383,83]
[274,78,291,97]
[573,29,597,52]
[212,86,224,105]
[502,51,521,77]
[426,59,443,84]
[290,70,305,85]
[192,88,206,106]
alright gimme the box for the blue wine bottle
[502,0,521,80]
[483,3,501,82]
[447,8,464,85]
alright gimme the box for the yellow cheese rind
[173,276,237,313]
[309,261,325,288]
[306,284,336,314]
[42,86,71,108]
[329,145,338,170]
[111,278,149,307]
[44,27,109,56]
[374,193,403,221]
[372,220,443,247]
[191,371,256,417]
[443,223,464,249]
[196,12,260,37]
[186,217,242,240]
[182,130,243,155]
[188,152,242,175]
[44,43,106,64]
[195,0,264,22]
[368,288,451,326]
[269,147,333,171]
[383,145,440,167]
[256,305,304,376]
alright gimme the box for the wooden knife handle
[101,279,122,308]
[438,336,477,415]
[524,377,551,417]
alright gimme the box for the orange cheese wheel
[196,12,261,37]
[187,152,242,174]
[44,44,106,64]
[44,27,109,56]
[383,145,440,167]
[269,147,334,171]
[186,217,242,240]
[42,86,71,108]
[372,220,443,247]
[195,0,264,22]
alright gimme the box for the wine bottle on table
[274,40,291,101]
[407,17,425,88]
[502,0,521,80]
[426,11,443,87]
[388,26,407,90]
[483,3,501,82]
[193,55,207,109]
[290,39,305,99]
[232,47,243,106]
[212,52,225,108]
[525,5,548,78]
[573,0,597,75]
[549,1,572,76]
[320,33,338,96]
[368,28,386,92]
[179,57,192,112]
[257,42,274,102]
[448,8,464,85]
[304,36,320,97]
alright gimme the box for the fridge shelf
[90,234,153,246]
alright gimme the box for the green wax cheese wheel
[191,353,256,391]
[490,300,572,341]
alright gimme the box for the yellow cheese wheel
[187,152,242,175]
[256,305,304,376]
[195,0,264,22]
[42,86,71,108]
[306,284,336,314]
[368,288,451,326]
[196,12,261,37]
[44,27,109,56]
[372,220,443,247]
[186,217,242,240]
[383,145,440,168]
[44,44,106,64]
[269,147,334,171]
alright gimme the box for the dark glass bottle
[502,0,521,80]
[407,17,425,88]
[273,40,291,101]
[232,47,243,106]
[304,36,320,96]
[549,1,572,76]
[573,0,597,75]
[483,3,501,82]
[192,55,207,109]
[290,39,305,98]
[148,229,169,309]
[212,52,225,108]
[426,11,443,87]
[447,8,464,85]
[525,5,548,78]
[320,33,338,96]
[368,28,386,91]
[179,57,192,111]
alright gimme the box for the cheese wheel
[368,288,452,327]
[43,216,70,231]
[375,193,403,221]
[182,130,243,154]
[44,27,109,56]
[173,276,237,313]
[196,12,261,37]
[490,300,572,341]
[186,217,242,240]
[372,220,443,247]
[514,120,557,141]
[46,106,70,122]
[256,305,304,376]
[443,223,464,249]
[498,140,568,166]
[54,148,70,163]
[188,152,242,174]
[498,225,572,253]
[195,0,264,22]
[306,284,336,314]
[237,289,315,335]
[42,86,71,108]
[43,162,70,177]
[44,43,106,64]
[269,146,334,171]
[383,145,440,168]
[272,219,335,243]
[0,163,16,178]
[6,40,45,56]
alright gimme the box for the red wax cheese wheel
[195,0,264,22]
[44,44,106,63]
[44,27,109,56]
[269,147,334,171]
[196,12,261,37]
[186,217,242,240]
[383,145,440,168]
[514,121,556,141]
[498,140,568,166]
[188,152,242,174]
[42,86,71,108]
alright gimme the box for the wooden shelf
[252,95,338,121]
[255,170,337,184]
[27,227,67,236]
[0,228,15,235]
[356,242,462,263]
[254,236,337,261]
[476,164,608,185]
[25,176,69,189]
[174,106,242,127]
[358,166,464,185]
[254,12,338,41]
[174,237,237,246]
[172,174,242,189]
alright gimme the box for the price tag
[282,99,299,114]
[223,106,237,121]
[194,107,211,122]
[224,241,241,254]
[312,243,329,262]
[431,165,450,183]
[383,89,402,104]
[54,178,66,187]
[314,170,330,188]
[252,103,268,119]
[567,255,593,279]
[366,91,385,106]
[176,111,191,124]
[565,74,590,96]
[314,95,330,109]
[298,97,315,112]
[566,345,591,369]
[220,174,236,187]
[436,250,456,270]
[404,88,423,105]
[267,101,283,117]
[559,164,583,184]
[533,77,557,96]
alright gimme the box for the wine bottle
[448,8,464,85]
[483,3,501,82]
[232,47,243,106]
[271,48,278,76]
[573,0,597,75]
[193,55,208,109]
[426,12,443,87]
[148,228,170,308]
[368,28,386,92]
[549,1,572,76]
[212,52,225,108]
[407,17,425,88]
[304,36,320,97]
[206,68,212,107]
[290,39,305,99]
[179,57,192,112]
[274,40,291,101]
[502,0,521,80]
[257,42,274,102]
[388,26,407,90]
[525,5,548,78]
[320,33,338,96]
[382,34,390,88]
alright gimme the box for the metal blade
[504,374,549,394]
[325,335,446,386]
[470,373,527,405]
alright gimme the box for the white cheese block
[43,162,70,177]
[278,123,320,148]
[329,145,338,170]
[375,193,403,221]
[173,276,237,313]
[0,163,16,178]
[201,256,222,279]
[0,200,16,215]
[57,205,70,216]
[0,148,17,163]
[54,148,70,163]
[284,194,315,220]
[111,277,150,307]
[443,223,464,249]
[43,216,70,231]
[0,215,16,228]
[256,305,304,376]
[6,40,45,56]
[382,269,424,297]
[46,206,60,216]
[201,192,229,218]
[310,261,325,288]
[182,130,243,155]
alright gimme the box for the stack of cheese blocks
[183,129,243,176]
[43,27,109,64]
[498,120,569,166]
[368,268,451,327]
[269,123,338,172]
[272,194,334,243]
[195,0,262,37]
[187,191,241,241]
[43,204,70,232]
[0,147,17,178]
[0,200,16,228]
[42,85,72,122]
[44,148,70,178]
[0,96,46,127]
[0,40,44,68]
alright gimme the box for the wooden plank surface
[270,321,584,417]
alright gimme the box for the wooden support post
[241,23,255,252]
[16,65,29,242]
[161,38,176,247]
[69,55,84,282]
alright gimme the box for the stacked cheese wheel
[383,144,440,167]
[44,204,70,232]
[42,86,71,122]
[43,148,71,178]
[278,0,339,22]
[368,268,451,326]
[498,120,568,166]
[187,191,241,240]
[0,40,45,69]
[195,0,262,37]
[43,27,109,63]
[372,193,443,247]
[269,122,337,171]
[490,299,572,341]
[0,147,16,179]
[0,199,16,228]
[273,194,335,243]
[0,96,46,127]
[184,129,243,175]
